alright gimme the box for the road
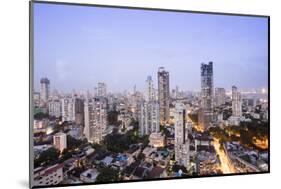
[213,138,236,174]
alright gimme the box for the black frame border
[29,1,270,188]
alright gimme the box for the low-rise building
[80,168,99,183]
[33,164,64,186]
[149,132,165,148]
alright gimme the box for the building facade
[33,164,64,186]
[146,76,156,101]
[139,100,160,136]
[48,99,61,118]
[157,67,170,124]
[232,85,242,117]
[40,78,50,104]
[97,82,107,97]
[200,62,214,130]
[174,102,190,168]
[84,97,107,143]
[53,132,67,152]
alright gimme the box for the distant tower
[40,78,50,103]
[174,102,190,168]
[199,62,214,130]
[232,86,242,117]
[97,82,107,97]
[146,76,156,101]
[158,67,170,124]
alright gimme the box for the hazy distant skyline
[34,3,268,93]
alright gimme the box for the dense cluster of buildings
[33,62,268,186]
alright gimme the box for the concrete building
[97,82,107,97]
[53,132,67,152]
[40,78,50,104]
[146,76,156,101]
[215,87,226,107]
[139,100,160,136]
[174,102,190,168]
[158,67,170,124]
[74,97,84,125]
[33,164,64,186]
[84,97,107,143]
[61,97,75,122]
[199,62,214,130]
[232,86,242,117]
[149,132,165,148]
[48,99,61,118]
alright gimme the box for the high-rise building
[146,76,156,101]
[53,132,67,152]
[174,102,190,168]
[97,82,107,97]
[199,62,214,130]
[158,67,170,124]
[48,99,61,118]
[232,86,242,117]
[84,97,107,143]
[74,97,84,125]
[139,100,160,136]
[215,88,226,107]
[40,78,50,104]
[61,97,75,122]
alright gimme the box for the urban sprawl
[33,62,269,186]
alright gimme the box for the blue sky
[34,3,268,93]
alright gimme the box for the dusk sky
[34,3,268,93]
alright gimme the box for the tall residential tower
[158,67,170,124]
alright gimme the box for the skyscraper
[74,97,84,125]
[232,86,242,117]
[97,82,107,97]
[215,87,226,107]
[146,76,156,101]
[158,67,170,124]
[199,62,214,130]
[84,97,107,143]
[174,102,190,168]
[40,78,50,104]
[139,100,160,136]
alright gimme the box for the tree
[34,147,60,168]
[96,167,119,183]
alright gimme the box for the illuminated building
[215,87,226,107]
[149,132,165,147]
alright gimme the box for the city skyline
[34,3,268,92]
